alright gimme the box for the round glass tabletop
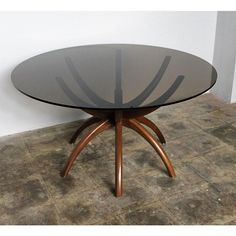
[11,44,217,110]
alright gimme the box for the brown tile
[118,204,176,225]
[170,101,221,118]
[165,139,199,165]
[179,94,226,117]
[120,178,157,204]
[164,185,234,224]
[0,215,13,224]
[210,178,236,194]
[54,190,114,225]
[28,147,95,199]
[76,133,116,163]
[55,119,85,132]
[202,146,236,175]
[182,155,224,182]
[232,120,236,129]
[179,131,225,155]
[0,136,35,185]
[7,203,59,225]
[23,131,66,157]
[125,149,168,176]
[156,93,224,118]
[221,218,236,225]
[136,169,204,199]
[80,144,148,188]
[213,192,236,222]
[0,179,49,216]
[43,166,95,200]
[177,164,207,186]
[55,176,158,224]
[97,215,124,225]
[161,118,202,141]
[148,108,184,125]
[0,163,34,187]
[189,112,227,130]
[208,124,236,148]
[0,135,31,166]
[29,149,69,177]
[79,156,115,185]
[210,107,236,123]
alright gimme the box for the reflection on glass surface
[11,44,217,110]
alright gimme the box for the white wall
[211,11,236,103]
[232,60,236,103]
[0,12,217,137]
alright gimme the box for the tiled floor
[0,93,236,225]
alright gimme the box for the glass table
[11,44,217,197]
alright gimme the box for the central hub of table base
[60,108,176,197]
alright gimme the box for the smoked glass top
[11,44,217,110]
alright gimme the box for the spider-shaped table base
[60,108,176,197]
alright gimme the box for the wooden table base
[60,108,176,197]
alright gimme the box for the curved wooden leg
[115,111,123,197]
[124,119,176,177]
[69,117,101,144]
[61,120,112,177]
[136,116,166,144]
